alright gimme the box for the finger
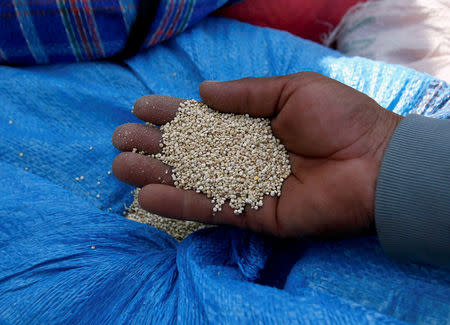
[133,95,184,124]
[112,152,173,187]
[138,184,279,234]
[199,76,292,117]
[112,123,162,153]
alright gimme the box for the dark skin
[112,72,402,238]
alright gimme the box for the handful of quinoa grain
[153,99,291,214]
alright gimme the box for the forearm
[375,114,450,266]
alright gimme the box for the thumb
[199,76,291,117]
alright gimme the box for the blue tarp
[0,18,449,324]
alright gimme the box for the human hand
[112,72,402,238]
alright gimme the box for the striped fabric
[0,0,234,64]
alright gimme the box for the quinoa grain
[154,100,291,213]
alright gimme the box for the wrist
[368,110,403,229]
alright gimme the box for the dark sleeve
[375,114,450,266]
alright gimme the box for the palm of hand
[112,72,401,238]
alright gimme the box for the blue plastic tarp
[0,18,449,324]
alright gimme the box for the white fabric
[324,0,450,83]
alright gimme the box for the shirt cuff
[375,114,450,266]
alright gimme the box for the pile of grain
[154,100,291,214]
